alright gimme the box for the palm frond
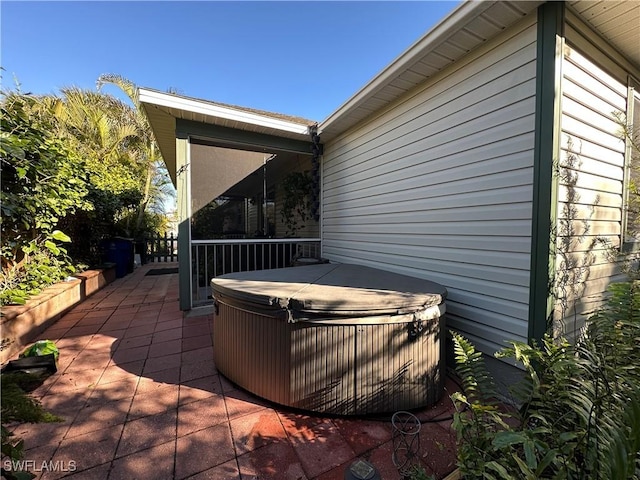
[97,74,138,107]
[451,330,498,405]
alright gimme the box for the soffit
[318,1,544,140]
[318,0,639,142]
[141,102,178,184]
[568,0,640,68]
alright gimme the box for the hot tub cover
[211,263,447,321]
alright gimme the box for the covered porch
[139,89,322,309]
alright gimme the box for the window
[623,80,640,245]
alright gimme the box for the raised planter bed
[0,265,116,365]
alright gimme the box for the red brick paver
[4,263,460,479]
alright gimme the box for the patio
[6,263,460,480]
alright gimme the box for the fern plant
[451,281,640,479]
[450,332,513,479]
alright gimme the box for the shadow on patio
[6,263,459,480]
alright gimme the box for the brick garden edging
[0,265,116,365]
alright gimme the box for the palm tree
[55,87,143,196]
[96,74,174,234]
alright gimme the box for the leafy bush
[0,235,80,306]
[1,80,172,300]
[0,92,91,246]
[1,91,90,305]
[451,281,640,479]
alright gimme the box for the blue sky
[2,1,458,121]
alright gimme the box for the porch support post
[528,1,564,344]
[176,135,192,311]
[309,124,321,222]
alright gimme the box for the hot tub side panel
[354,319,444,414]
[213,301,444,415]
[290,323,357,415]
[213,302,292,406]
[213,302,358,414]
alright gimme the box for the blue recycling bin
[104,237,134,278]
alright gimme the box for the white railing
[191,238,322,305]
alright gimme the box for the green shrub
[451,281,640,479]
[1,91,90,305]
[0,236,81,306]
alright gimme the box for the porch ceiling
[318,0,640,141]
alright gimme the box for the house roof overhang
[318,0,640,142]
[139,88,316,185]
[140,1,639,174]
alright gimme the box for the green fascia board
[176,119,317,156]
[528,1,564,344]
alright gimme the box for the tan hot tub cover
[211,263,447,321]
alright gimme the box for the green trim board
[622,79,639,248]
[176,119,315,156]
[176,136,192,311]
[528,1,564,344]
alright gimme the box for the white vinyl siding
[555,43,627,341]
[321,17,538,355]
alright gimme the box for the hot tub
[211,263,447,415]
